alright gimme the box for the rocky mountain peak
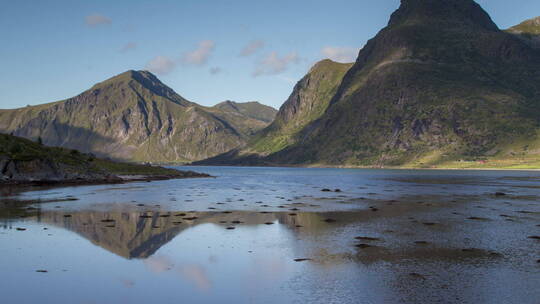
[388,0,498,31]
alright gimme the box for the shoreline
[0,173,213,188]
[184,163,540,172]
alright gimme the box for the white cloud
[209,67,222,75]
[85,14,112,27]
[240,40,265,57]
[321,46,359,63]
[182,40,215,65]
[253,52,300,77]
[145,56,176,75]
[120,42,137,53]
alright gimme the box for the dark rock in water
[152,225,160,229]
[264,222,274,225]
[468,217,488,221]
[231,220,243,224]
[324,218,337,223]
[175,213,187,216]
[294,258,311,262]
[409,273,426,280]
[101,219,115,223]
[63,215,72,218]
[334,189,342,192]
[355,243,372,249]
[355,236,380,241]
[182,217,198,220]
[16,228,26,231]
[422,222,436,226]
[226,226,235,230]
[495,192,506,196]
[219,221,227,223]
[159,214,170,217]
[370,208,379,212]
[414,241,429,245]
[289,208,299,211]
[295,225,303,228]
[528,236,540,240]
[36,270,48,273]
[321,189,332,192]
[222,211,232,214]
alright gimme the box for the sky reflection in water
[1,167,539,303]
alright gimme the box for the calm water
[1,167,539,304]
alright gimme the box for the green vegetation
[0,133,201,183]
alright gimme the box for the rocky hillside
[506,16,540,48]
[212,100,277,123]
[0,71,275,163]
[196,59,352,165]
[0,133,207,185]
[207,101,277,137]
[199,0,540,169]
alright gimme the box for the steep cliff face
[281,0,540,166]
[248,60,353,154]
[0,71,275,163]
[199,0,540,168]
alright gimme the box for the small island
[0,133,210,186]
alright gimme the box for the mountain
[0,133,207,184]
[199,0,540,169]
[197,59,353,165]
[0,71,275,163]
[206,101,277,137]
[506,16,540,48]
[212,100,277,123]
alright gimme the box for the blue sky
[1,0,539,110]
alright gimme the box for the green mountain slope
[199,0,540,169]
[212,100,277,123]
[0,71,274,163]
[0,133,206,184]
[248,60,353,154]
[506,16,540,48]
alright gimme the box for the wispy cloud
[85,14,112,27]
[120,42,137,53]
[209,67,222,75]
[240,40,265,57]
[253,52,300,77]
[145,56,176,75]
[321,46,359,63]
[182,40,215,65]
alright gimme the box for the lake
[1,166,539,304]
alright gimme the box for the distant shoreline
[183,163,540,172]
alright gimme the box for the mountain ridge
[197,0,540,169]
[0,70,276,163]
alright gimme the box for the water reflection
[1,167,539,303]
